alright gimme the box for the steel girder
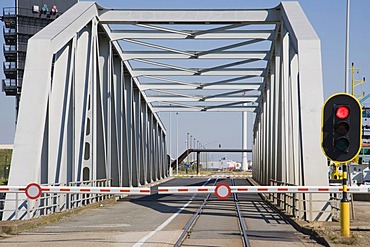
[252,2,329,221]
[5,2,329,221]
[4,2,168,220]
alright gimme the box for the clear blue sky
[0,0,369,162]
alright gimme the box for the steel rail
[173,178,218,247]
[174,178,251,247]
[232,179,251,247]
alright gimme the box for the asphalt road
[0,177,324,246]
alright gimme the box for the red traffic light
[335,105,350,119]
[322,93,362,162]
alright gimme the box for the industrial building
[2,0,77,115]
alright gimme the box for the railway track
[174,178,251,247]
[0,177,326,246]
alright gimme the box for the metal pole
[187,133,190,165]
[206,149,208,171]
[242,104,248,171]
[193,137,196,164]
[201,144,204,170]
[341,163,350,237]
[351,63,354,95]
[345,0,350,93]
[169,112,172,176]
[197,152,200,175]
[197,141,199,166]
[341,0,351,237]
[190,135,193,164]
[169,112,171,157]
[176,113,179,175]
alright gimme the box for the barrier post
[341,162,350,237]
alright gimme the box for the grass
[0,178,8,185]
[326,231,359,245]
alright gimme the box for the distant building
[1,0,77,118]
[207,159,241,171]
[0,144,13,150]
[363,107,370,142]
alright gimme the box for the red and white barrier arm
[0,185,151,195]
[0,186,27,193]
[158,186,216,194]
[157,186,370,194]
[231,186,370,193]
[40,186,150,195]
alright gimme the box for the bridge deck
[0,177,323,246]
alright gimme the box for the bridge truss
[5,1,328,221]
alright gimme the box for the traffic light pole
[341,162,350,237]
[321,92,361,238]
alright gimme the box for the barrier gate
[1,183,370,221]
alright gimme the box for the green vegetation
[0,148,12,185]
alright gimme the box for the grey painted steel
[242,106,248,171]
[5,2,329,221]
[252,2,329,221]
[4,2,168,220]
[98,9,280,24]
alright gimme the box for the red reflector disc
[336,106,349,119]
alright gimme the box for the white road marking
[133,178,211,247]
[44,223,131,228]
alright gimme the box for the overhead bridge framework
[6,1,328,221]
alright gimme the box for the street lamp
[189,135,193,162]
[193,137,196,163]
[169,111,171,176]
[203,140,220,171]
[187,133,190,164]
[176,113,179,175]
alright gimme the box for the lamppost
[197,140,200,171]
[176,112,179,175]
[341,0,351,238]
[203,140,220,171]
[169,111,171,176]
[187,133,190,165]
[190,134,192,163]
[193,137,196,164]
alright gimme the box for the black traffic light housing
[322,93,362,162]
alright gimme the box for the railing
[0,178,112,221]
[269,179,344,221]
[269,180,299,217]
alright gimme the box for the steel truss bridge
[4,1,328,221]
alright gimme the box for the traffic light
[322,93,362,162]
